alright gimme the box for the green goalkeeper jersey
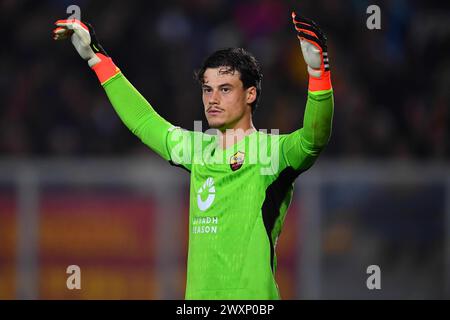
[101,72,333,300]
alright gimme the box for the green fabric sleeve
[102,73,175,161]
[282,89,334,170]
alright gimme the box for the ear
[246,86,257,105]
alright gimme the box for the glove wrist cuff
[91,53,120,84]
[308,71,332,92]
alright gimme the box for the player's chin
[206,117,226,129]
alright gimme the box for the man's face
[202,67,256,130]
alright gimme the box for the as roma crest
[230,151,245,171]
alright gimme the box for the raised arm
[281,13,334,171]
[52,19,187,162]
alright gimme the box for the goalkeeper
[53,11,334,300]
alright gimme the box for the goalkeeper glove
[52,19,120,84]
[291,12,331,91]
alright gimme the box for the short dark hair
[195,48,263,113]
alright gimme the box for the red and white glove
[53,19,120,84]
[291,12,332,91]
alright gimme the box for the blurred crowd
[1,0,449,159]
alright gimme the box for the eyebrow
[202,83,234,89]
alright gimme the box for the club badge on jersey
[230,151,245,171]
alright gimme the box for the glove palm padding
[53,19,106,67]
[291,12,329,79]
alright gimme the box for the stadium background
[0,0,449,299]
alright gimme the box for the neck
[217,120,256,149]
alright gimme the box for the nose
[209,89,220,105]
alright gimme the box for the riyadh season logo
[197,177,215,211]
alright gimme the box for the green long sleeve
[102,73,174,160]
[282,89,334,170]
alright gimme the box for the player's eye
[203,87,212,93]
[221,87,231,93]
